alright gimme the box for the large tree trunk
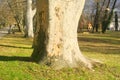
[31,0,97,69]
[25,0,36,38]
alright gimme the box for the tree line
[78,0,119,33]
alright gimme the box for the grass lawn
[0,31,120,80]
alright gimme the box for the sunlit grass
[78,31,120,80]
[0,33,33,56]
[0,31,119,80]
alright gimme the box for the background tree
[6,0,26,33]
[92,0,100,32]
[87,0,118,33]
[25,0,36,38]
[102,0,118,33]
[92,0,118,33]
[114,11,119,31]
[0,0,16,27]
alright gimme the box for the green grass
[0,31,120,80]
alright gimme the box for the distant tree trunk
[101,0,110,33]
[25,0,36,38]
[14,15,24,33]
[102,0,117,33]
[115,12,118,31]
[93,2,99,32]
[31,0,100,70]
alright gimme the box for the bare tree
[93,0,100,32]
[6,0,26,33]
[0,0,16,27]
[114,11,119,31]
[102,0,118,33]
[91,0,118,33]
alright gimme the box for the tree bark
[93,2,99,33]
[25,0,36,38]
[115,12,119,31]
[31,0,97,70]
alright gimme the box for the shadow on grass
[0,44,32,49]
[0,55,32,62]
[77,36,120,54]
[80,46,120,54]
[77,37,120,45]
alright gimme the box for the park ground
[0,31,120,80]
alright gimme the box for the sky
[84,0,120,14]
[115,0,120,11]
[85,0,120,10]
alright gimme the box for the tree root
[88,58,104,71]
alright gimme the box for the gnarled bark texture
[31,0,95,69]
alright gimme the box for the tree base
[37,54,103,70]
